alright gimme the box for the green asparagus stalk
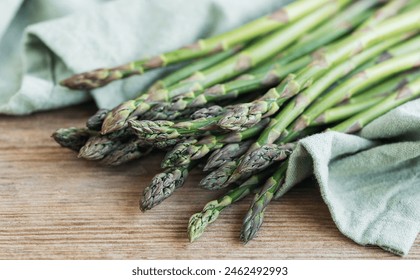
[145,55,311,120]
[240,160,288,243]
[141,104,199,121]
[162,118,270,168]
[312,98,384,126]
[203,140,253,172]
[338,71,420,106]
[128,116,222,143]
[249,0,377,75]
[100,139,153,166]
[52,127,97,152]
[187,0,377,110]
[240,73,420,242]
[310,70,420,125]
[78,135,134,161]
[148,46,244,93]
[293,51,420,132]
[226,123,320,184]
[101,0,349,134]
[331,76,420,133]
[188,166,277,242]
[199,159,239,190]
[189,105,227,120]
[62,0,330,90]
[356,0,411,32]
[234,143,295,178]
[86,109,110,131]
[141,162,197,211]
[218,7,419,133]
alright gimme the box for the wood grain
[0,103,418,259]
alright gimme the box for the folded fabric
[283,100,420,256]
[0,0,289,114]
[0,0,418,256]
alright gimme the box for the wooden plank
[0,103,418,259]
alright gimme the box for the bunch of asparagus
[54,0,420,243]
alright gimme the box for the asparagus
[240,160,288,243]
[199,160,239,190]
[145,55,310,119]
[78,135,132,161]
[188,166,277,242]
[312,98,384,126]
[148,46,244,93]
[310,71,420,125]
[338,72,419,106]
[52,127,97,152]
[234,143,295,177]
[162,118,270,168]
[141,104,198,121]
[185,0,376,111]
[128,117,222,143]
[86,109,110,131]
[203,140,253,172]
[141,162,196,211]
[248,0,377,75]
[218,7,420,133]
[100,139,153,166]
[241,76,420,243]
[293,51,420,132]
[356,0,411,32]
[186,0,376,111]
[189,105,227,120]
[219,41,402,168]
[332,76,420,133]
[61,0,329,90]
[101,0,349,134]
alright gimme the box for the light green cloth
[0,0,418,256]
[0,0,288,114]
[282,100,420,256]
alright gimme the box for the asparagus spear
[240,161,288,243]
[61,0,330,90]
[143,55,310,120]
[217,7,419,132]
[184,0,376,111]
[213,40,404,184]
[312,98,384,126]
[234,143,295,177]
[78,135,134,161]
[338,71,420,106]
[203,140,253,172]
[162,118,270,168]
[310,70,420,125]
[52,127,97,152]
[189,105,227,120]
[86,109,110,131]
[356,0,411,32]
[332,76,420,133]
[128,117,222,143]
[148,46,244,93]
[185,0,375,112]
[293,50,420,132]
[188,166,277,242]
[141,162,196,211]
[101,0,349,134]
[248,0,377,75]
[241,74,420,244]
[199,160,239,191]
[100,139,153,166]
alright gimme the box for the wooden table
[0,103,418,259]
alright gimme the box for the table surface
[0,103,419,260]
